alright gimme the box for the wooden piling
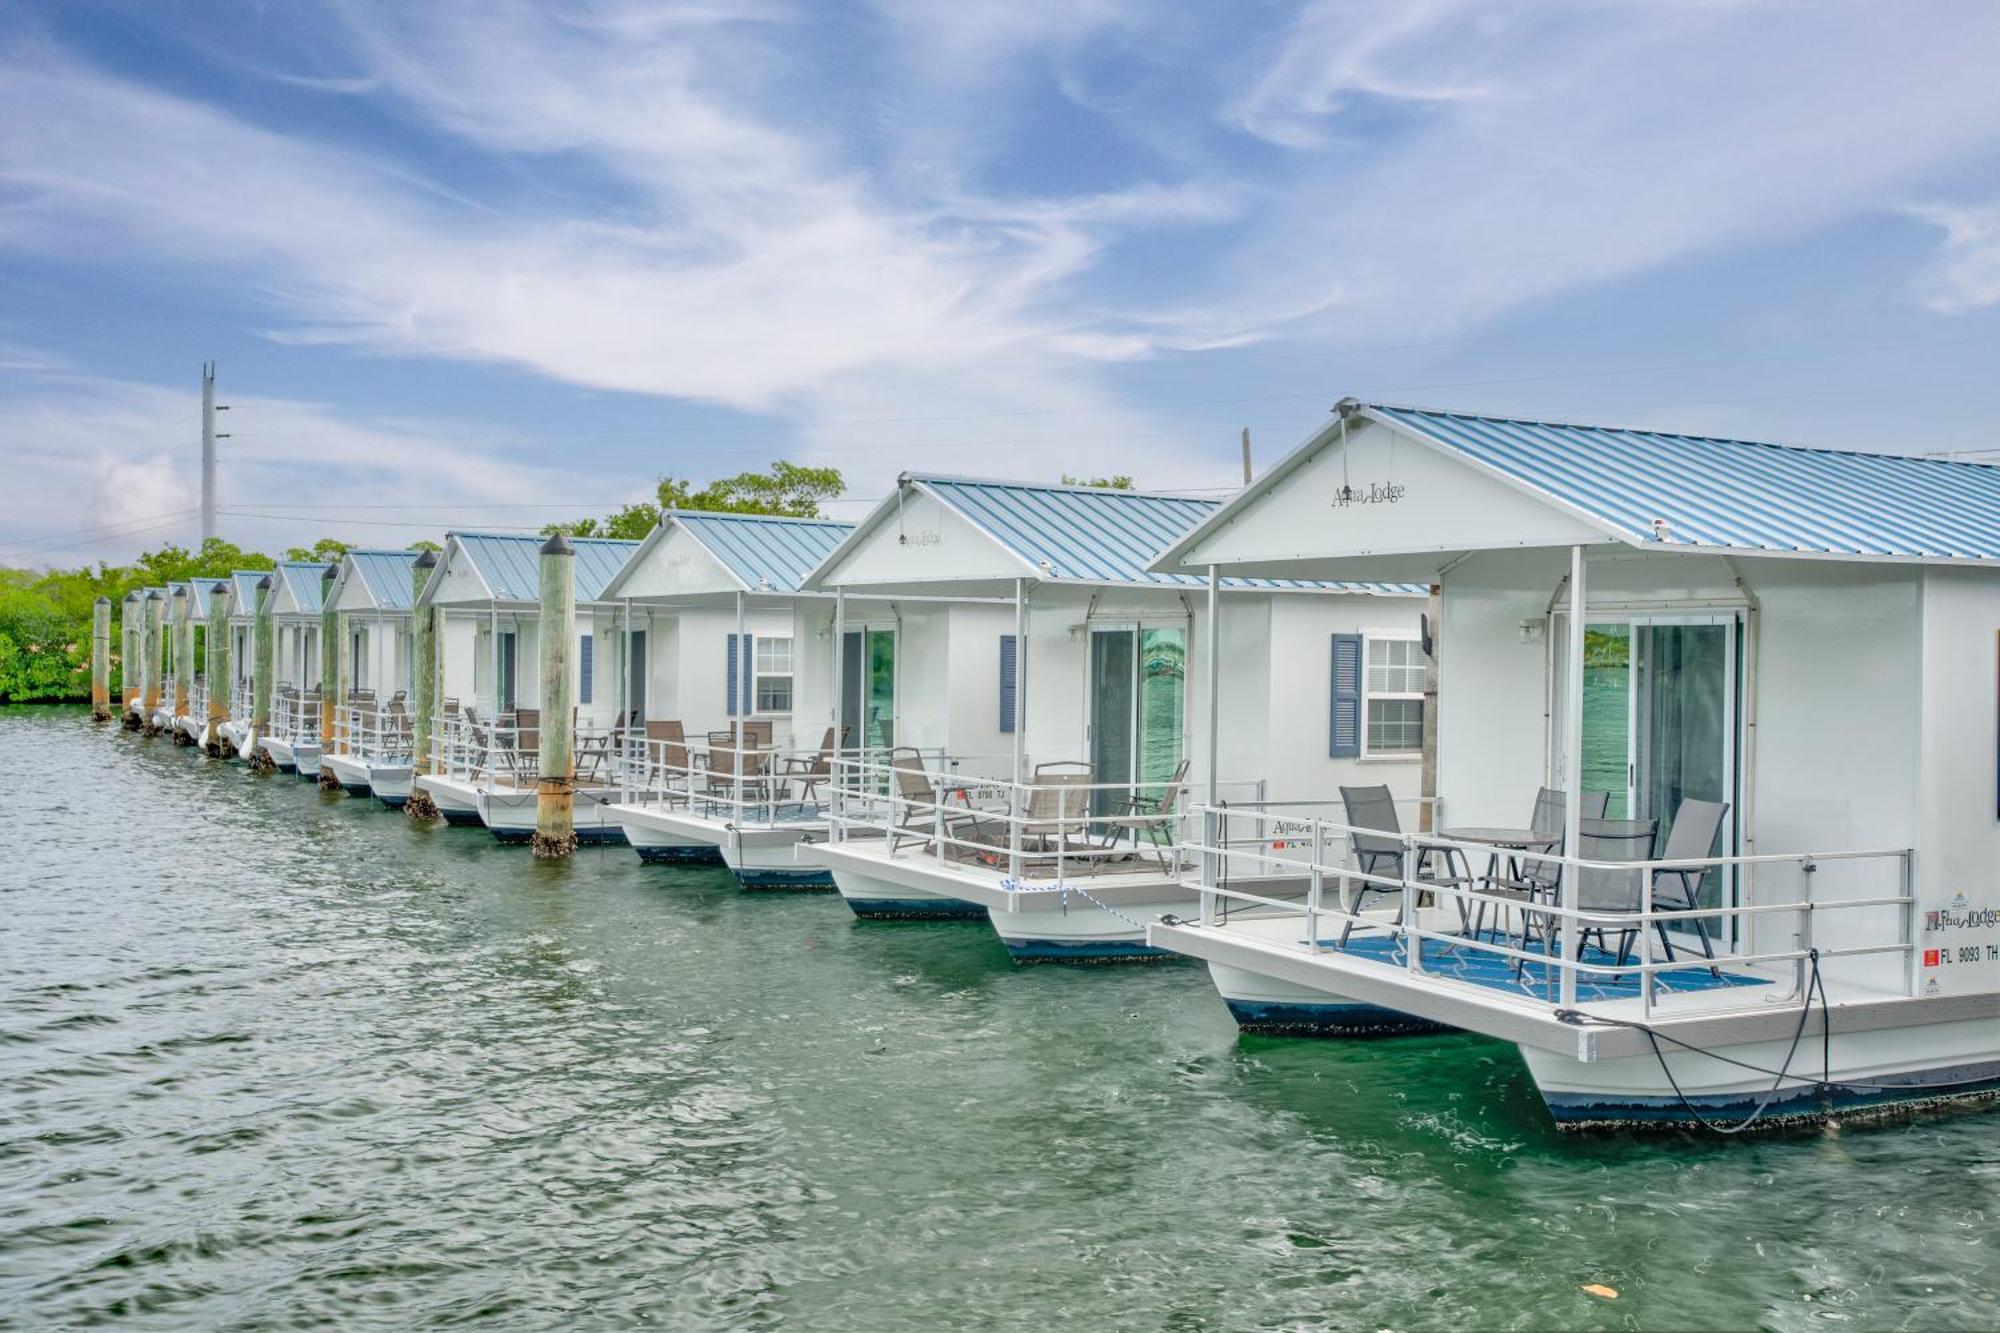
[171,587,195,745]
[405,551,441,822]
[318,563,341,788]
[206,582,231,755]
[532,532,577,859]
[90,596,111,722]
[120,594,141,729]
[141,591,164,734]
[248,575,276,771]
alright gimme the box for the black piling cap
[95,595,110,606]
[414,549,439,568]
[322,563,339,581]
[212,581,230,594]
[539,531,576,557]
[256,574,273,590]
[146,590,162,601]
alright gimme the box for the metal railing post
[1307,818,1324,953]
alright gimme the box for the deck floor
[1327,932,1771,1002]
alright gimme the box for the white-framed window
[1364,635,1424,755]
[754,636,794,713]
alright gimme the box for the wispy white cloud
[1908,200,2000,314]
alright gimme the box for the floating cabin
[597,510,864,880]
[217,571,267,755]
[259,560,330,776]
[1145,399,2000,1128]
[794,474,1427,958]
[317,549,420,801]
[411,531,637,840]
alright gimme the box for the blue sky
[3,0,1998,566]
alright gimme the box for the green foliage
[284,537,353,563]
[406,539,443,553]
[543,461,846,540]
[0,535,294,703]
[1061,473,1136,489]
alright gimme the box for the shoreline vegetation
[0,463,850,704]
[0,462,1136,705]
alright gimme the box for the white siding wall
[1263,592,1427,816]
[1918,567,2000,998]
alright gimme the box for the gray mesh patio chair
[1081,758,1190,873]
[1524,817,1656,982]
[1648,798,1730,976]
[887,747,965,853]
[1336,784,1475,947]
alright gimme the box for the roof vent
[1651,518,1672,542]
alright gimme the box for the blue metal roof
[673,511,854,593]
[230,571,266,615]
[450,532,639,603]
[347,549,421,610]
[276,560,327,614]
[914,476,1419,593]
[1363,402,2000,564]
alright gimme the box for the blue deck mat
[1316,932,1772,1002]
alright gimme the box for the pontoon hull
[260,738,299,773]
[986,897,1185,962]
[414,774,485,826]
[606,804,830,887]
[292,744,322,778]
[1208,962,1448,1037]
[367,763,413,809]
[808,856,984,920]
[605,803,730,868]
[1524,1017,2000,1130]
[477,787,628,845]
[319,753,373,796]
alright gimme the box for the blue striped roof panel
[673,511,855,593]
[346,549,421,610]
[914,476,1421,594]
[1365,403,2000,563]
[276,560,327,614]
[451,532,639,603]
[230,572,265,615]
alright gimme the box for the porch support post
[90,596,111,722]
[249,576,275,770]
[831,588,845,741]
[533,533,578,858]
[407,552,440,820]
[1560,545,1587,1009]
[141,591,163,734]
[1205,565,1220,806]
[734,589,746,793]
[1012,578,1027,785]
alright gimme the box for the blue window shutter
[742,633,754,714]
[1330,633,1362,758]
[726,634,738,716]
[999,634,1017,733]
[578,633,593,705]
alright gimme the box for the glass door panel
[842,629,896,751]
[1089,629,1135,815]
[1639,621,1734,919]
[1137,627,1186,794]
[1551,617,1632,815]
[626,629,647,721]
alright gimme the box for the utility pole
[200,362,229,546]
[1240,427,1253,485]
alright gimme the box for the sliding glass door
[840,628,895,750]
[1554,613,1738,939]
[1088,625,1186,814]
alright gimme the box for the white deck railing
[822,754,1261,885]
[332,697,413,766]
[1178,803,1917,1021]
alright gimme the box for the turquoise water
[3,708,1995,1329]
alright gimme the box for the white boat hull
[1204,960,1448,1037]
[1525,1015,2000,1130]
[414,774,485,826]
[260,737,299,773]
[802,847,985,921]
[604,802,729,867]
[367,763,413,809]
[320,753,373,795]
[476,785,628,846]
